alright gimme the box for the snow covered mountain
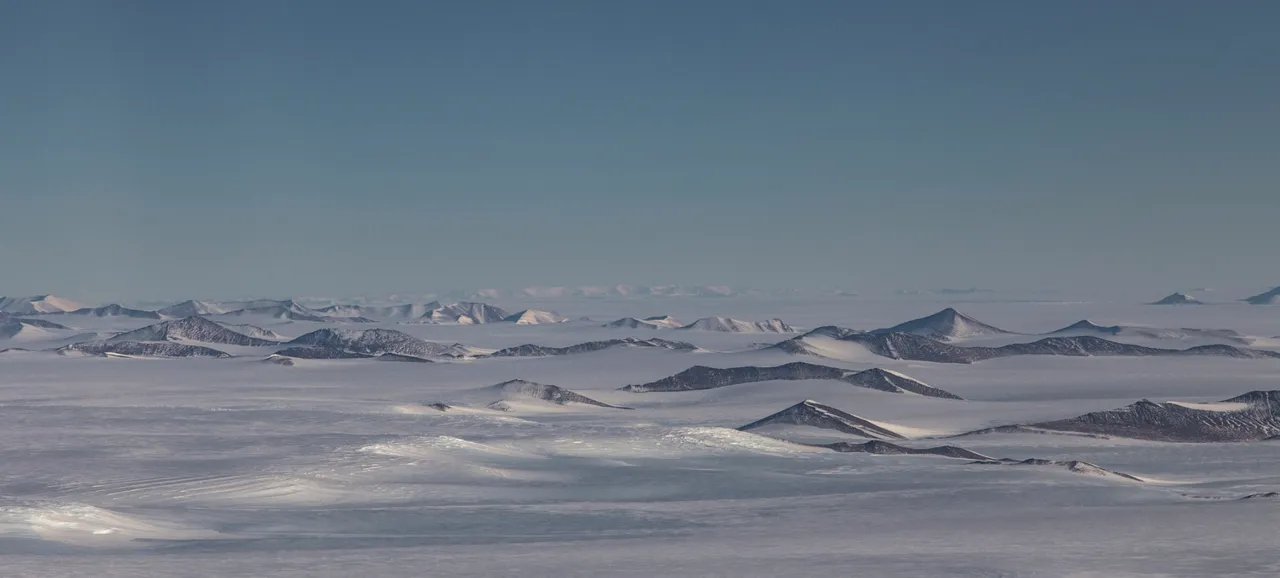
[846,368,957,397]
[1022,391,1280,442]
[285,328,471,359]
[822,440,992,460]
[872,308,1010,341]
[58,341,232,358]
[215,322,287,341]
[603,315,684,329]
[373,302,443,319]
[474,380,631,411]
[622,362,962,399]
[776,330,1280,364]
[315,304,371,318]
[1151,292,1202,305]
[503,309,569,325]
[318,302,444,320]
[107,316,279,346]
[1244,286,1280,305]
[1048,320,1251,345]
[156,300,235,317]
[486,337,696,358]
[0,295,84,314]
[416,302,510,324]
[738,400,906,440]
[448,285,740,300]
[678,317,794,333]
[54,304,162,319]
[1,319,64,341]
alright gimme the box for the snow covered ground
[1,297,1279,576]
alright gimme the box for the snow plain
[1,296,1279,577]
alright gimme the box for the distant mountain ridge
[622,363,962,399]
[107,316,278,346]
[0,295,84,315]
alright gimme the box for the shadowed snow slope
[1244,286,1280,304]
[872,307,1011,341]
[739,400,906,440]
[623,362,963,399]
[0,295,84,314]
[503,309,569,325]
[678,316,794,332]
[108,316,278,346]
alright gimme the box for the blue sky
[2,1,1278,301]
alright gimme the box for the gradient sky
[2,0,1278,301]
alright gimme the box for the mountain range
[622,363,962,399]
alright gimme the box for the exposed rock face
[738,400,906,440]
[845,368,962,399]
[970,458,1145,482]
[622,362,963,400]
[1025,391,1280,442]
[1151,292,1202,305]
[58,341,231,359]
[823,440,992,460]
[108,316,279,346]
[272,346,374,360]
[1244,287,1280,305]
[487,337,696,358]
[376,353,434,363]
[872,308,1010,341]
[779,331,1280,364]
[483,380,631,410]
[1048,321,1251,345]
[287,328,467,359]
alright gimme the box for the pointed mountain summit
[503,309,569,325]
[1244,287,1280,305]
[603,315,685,329]
[1049,320,1123,335]
[1151,292,1201,305]
[873,308,1010,341]
[108,316,279,346]
[480,379,630,410]
[369,302,444,319]
[738,400,906,440]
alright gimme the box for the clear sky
[2,0,1278,301]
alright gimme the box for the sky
[2,0,1278,302]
